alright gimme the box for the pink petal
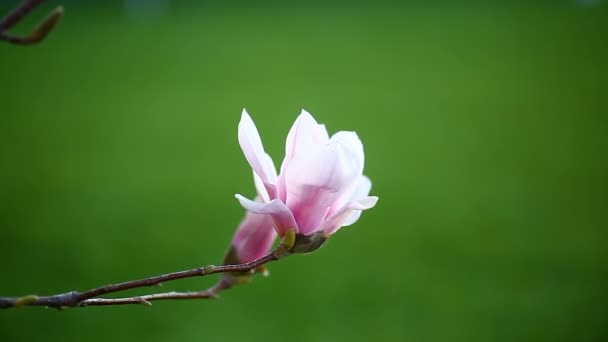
[278,110,329,202]
[340,175,373,226]
[351,175,373,201]
[326,172,370,220]
[235,194,298,236]
[320,196,378,236]
[284,109,329,162]
[238,109,278,199]
[284,138,362,235]
[341,210,362,227]
[253,171,270,202]
[328,131,364,171]
[231,211,277,263]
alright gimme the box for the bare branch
[79,277,235,307]
[0,248,287,309]
[0,1,63,45]
[81,291,212,307]
[0,0,43,31]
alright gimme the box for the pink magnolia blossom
[235,109,378,240]
[228,207,276,263]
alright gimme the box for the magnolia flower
[235,109,378,251]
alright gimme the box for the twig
[0,0,43,30]
[79,277,235,307]
[0,248,286,309]
[0,0,63,45]
[81,290,214,307]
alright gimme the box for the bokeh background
[1,0,606,341]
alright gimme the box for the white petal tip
[240,108,252,121]
[297,109,317,122]
[235,193,247,203]
[351,196,378,210]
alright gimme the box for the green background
[1,1,606,341]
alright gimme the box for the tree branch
[0,0,63,45]
[0,248,286,309]
[0,0,43,31]
[79,277,236,307]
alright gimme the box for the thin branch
[0,0,63,45]
[0,0,43,31]
[79,277,235,307]
[0,248,286,309]
[81,290,214,307]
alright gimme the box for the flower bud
[224,210,276,265]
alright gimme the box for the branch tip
[0,1,64,45]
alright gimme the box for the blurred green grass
[0,1,607,341]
